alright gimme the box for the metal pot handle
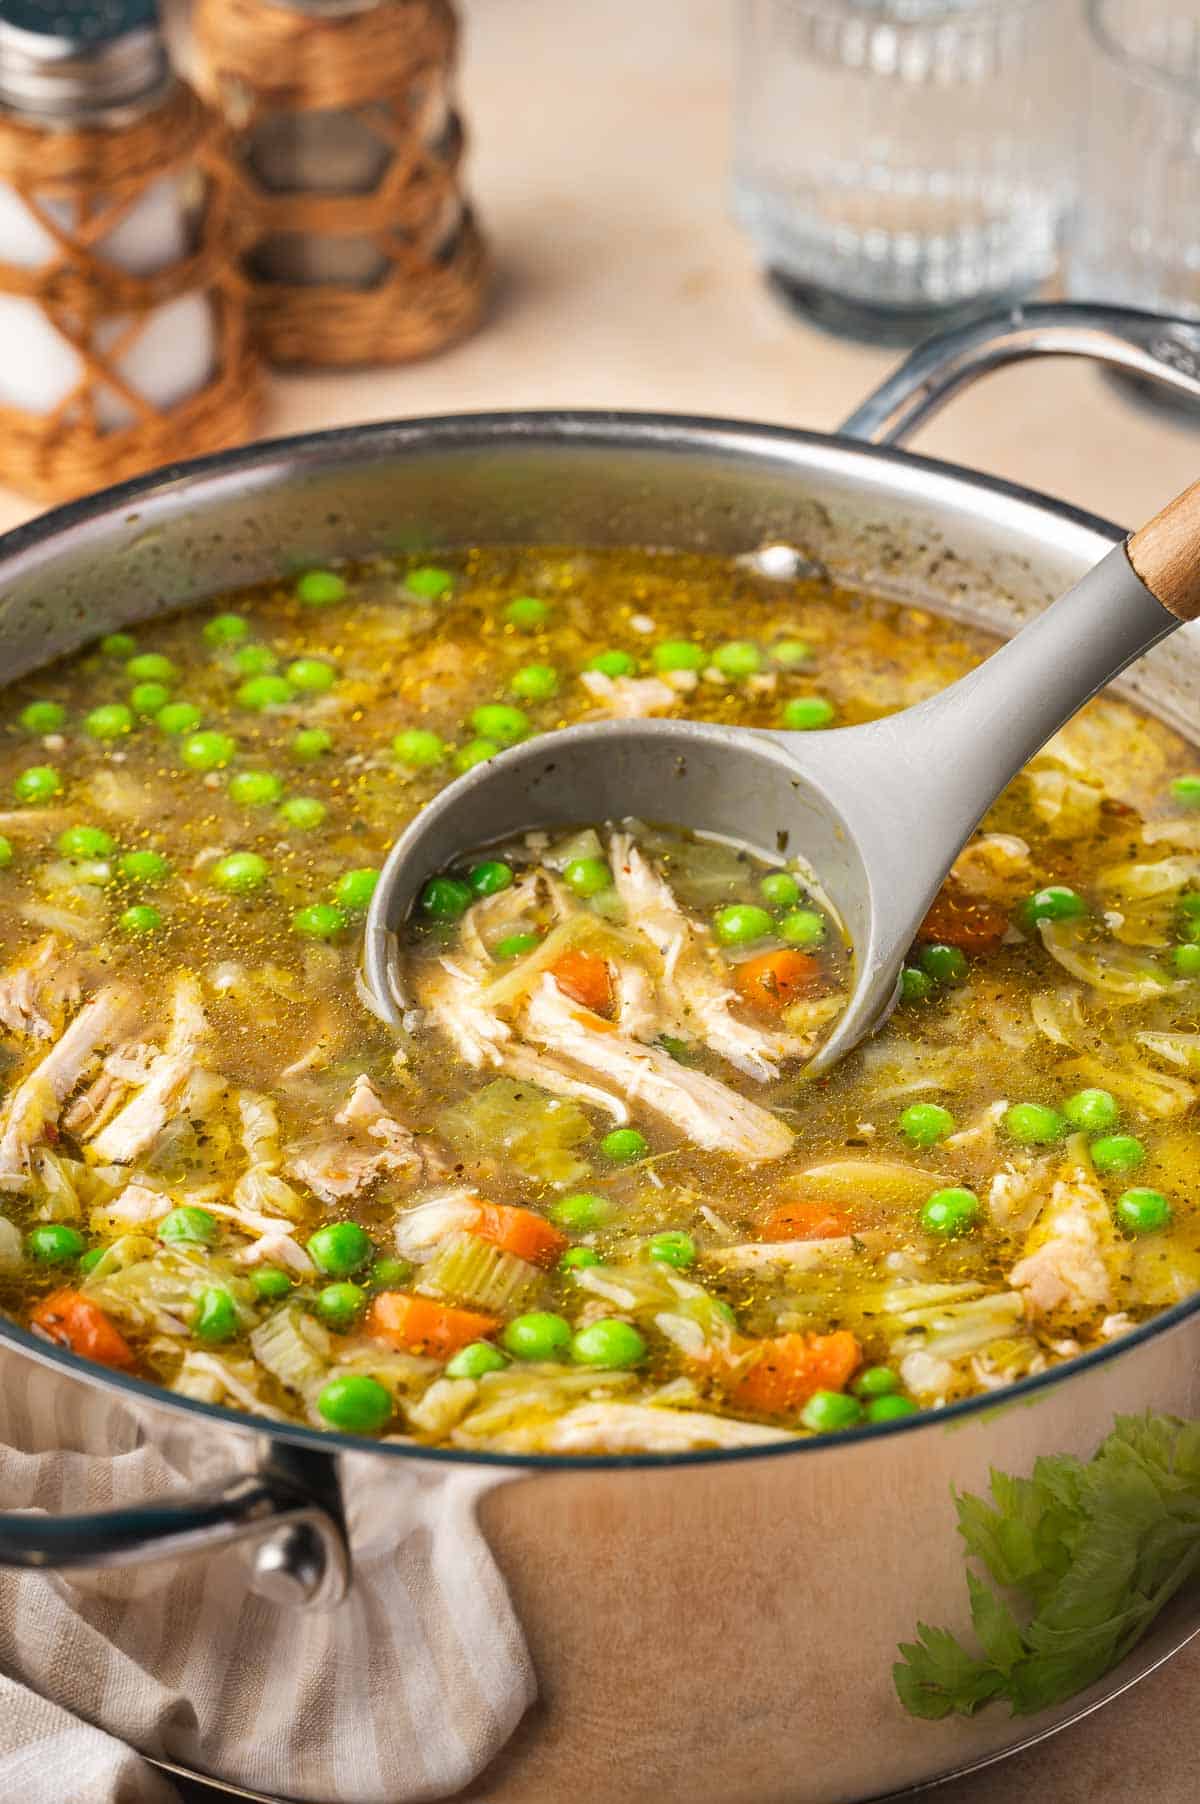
[840,301,1200,446]
[0,1440,349,1609]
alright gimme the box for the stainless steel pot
[3,302,1200,1804]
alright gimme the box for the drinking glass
[733,0,1078,341]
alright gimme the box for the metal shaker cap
[0,0,169,120]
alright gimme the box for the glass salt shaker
[733,0,1079,342]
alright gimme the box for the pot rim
[1,404,1174,1473]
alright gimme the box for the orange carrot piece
[367,1292,499,1359]
[761,1200,854,1242]
[30,1289,135,1370]
[550,949,614,1016]
[733,948,821,1014]
[471,1201,569,1269]
[728,1330,860,1417]
[918,883,1008,955]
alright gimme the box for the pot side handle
[0,1443,350,1609]
[839,301,1200,447]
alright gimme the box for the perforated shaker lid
[0,0,168,119]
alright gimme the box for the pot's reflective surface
[2,347,1200,1800]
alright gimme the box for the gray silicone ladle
[365,481,1200,1073]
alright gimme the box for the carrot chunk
[918,883,1008,955]
[761,1200,854,1242]
[733,948,821,1014]
[728,1330,860,1417]
[471,1201,569,1269]
[550,949,613,1016]
[30,1289,135,1370]
[367,1292,499,1359]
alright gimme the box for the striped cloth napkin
[0,1360,535,1802]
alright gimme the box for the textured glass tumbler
[734,0,1077,341]
[1069,2,1200,321]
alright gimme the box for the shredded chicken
[0,935,84,1041]
[100,1182,171,1224]
[0,984,139,1187]
[578,671,678,718]
[89,976,217,1165]
[949,834,1033,904]
[1009,1162,1128,1325]
[285,1074,424,1204]
[546,1401,793,1452]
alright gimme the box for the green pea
[316,1281,366,1331]
[100,632,136,658]
[920,1187,980,1238]
[57,824,115,859]
[78,1248,104,1275]
[367,1257,413,1290]
[800,1390,863,1432]
[119,904,163,935]
[1170,775,1200,809]
[26,1223,85,1264]
[203,612,249,645]
[771,639,811,666]
[393,728,445,767]
[712,640,763,679]
[292,727,333,762]
[648,1230,696,1268]
[317,1374,392,1433]
[586,649,635,677]
[446,1340,508,1378]
[231,644,277,677]
[760,871,800,908]
[559,1247,603,1272]
[19,700,65,733]
[237,675,294,712]
[1116,1187,1172,1235]
[504,595,549,631]
[600,1127,648,1164]
[564,856,613,898]
[549,1192,611,1231]
[279,797,327,831]
[865,1395,919,1423]
[228,771,284,807]
[0,837,12,868]
[118,849,170,885]
[1091,1134,1145,1175]
[899,966,932,1004]
[287,658,336,693]
[503,1311,572,1361]
[493,932,539,960]
[330,868,378,916]
[1174,943,1200,977]
[455,738,499,772]
[1004,1103,1066,1146]
[509,663,558,702]
[713,903,773,946]
[470,703,529,746]
[211,852,268,892]
[160,1205,218,1246]
[652,640,705,672]
[181,731,235,770]
[782,696,835,730]
[157,702,204,737]
[293,902,347,940]
[84,703,134,740]
[194,1286,239,1344]
[899,1102,956,1147]
[1023,885,1087,925]
[1063,1087,1118,1132]
[295,569,347,606]
[468,860,513,897]
[420,875,473,919]
[251,1267,293,1302]
[851,1365,899,1399]
[308,1221,372,1277]
[779,908,827,947]
[14,765,62,803]
[405,565,453,598]
[130,681,171,717]
[919,943,967,985]
[126,653,176,685]
[571,1318,646,1369]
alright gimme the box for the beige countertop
[10,0,1199,1796]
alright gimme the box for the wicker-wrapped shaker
[194,0,488,369]
[0,0,261,505]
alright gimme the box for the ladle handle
[1127,479,1200,622]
